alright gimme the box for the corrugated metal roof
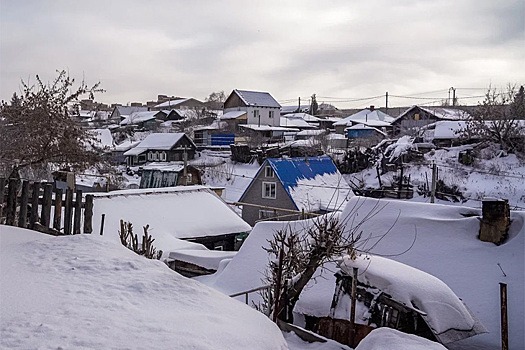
[267,156,338,189]
[235,90,281,108]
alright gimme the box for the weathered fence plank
[83,195,93,234]
[41,183,53,228]
[53,188,63,231]
[29,182,40,229]
[64,188,74,235]
[17,181,30,228]
[0,178,5,219]
[73,190,82,234]
[5,178,18,226]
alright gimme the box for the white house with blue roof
[238,156,354,225]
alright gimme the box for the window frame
[262,181,276,199]
[264,166,274,178]
[259,209,276,220]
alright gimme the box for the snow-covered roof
[129,132,188,150]
[394,105,470,123]
[142,162,185,172]
[340,254,483,341]
[234,89,281,108]
[280,105,310,114]
[239,124,299,132]
[296,129,326,137]
[153,98,190,109]
[91,186,251,242]
[120,111,161,126]
[88,128,114,149]
[220,110,247,120]
[114,106,148,116]
[284,112,322,122]
[169,249,237,270]
[265,156,353,212]
[280,116,316,129]
[334,109,394,127]
[113,140,141,152]
[0,225,286,350]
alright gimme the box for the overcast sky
[1,0,524,109]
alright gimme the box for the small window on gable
[265,166,274,178]
[269,111,274,118]
[259,210,276,220]
[414,113,420,121]
[187,173,193,183]
[262,182,276,199]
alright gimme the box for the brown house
[123,133,197,166]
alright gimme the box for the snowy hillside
[0,226,287,350]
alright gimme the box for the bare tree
[462,84,525,153]
[263,214,360,322]
[0,70,104,178]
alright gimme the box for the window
[269,110,274,118]
[259,210,276,220]
[262,182,276,199]
[159,151,167,161]
[148,152,153,161]
[414,113,420,121]
[186,173,193,183]
[264,166,274,178]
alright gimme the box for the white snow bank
[356,328,447,350]
[0,225,287,350]
[340,254,475,334]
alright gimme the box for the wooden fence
[0,178,93,235]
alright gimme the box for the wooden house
[333,107,394,135]
[306,254,486,348]
[139,162,202,188]
[119,111,166,130]
[391,106,469,136]
[109,105,149,124]
[151,97,205,111]
[223,89,281,127]
[239,156,353,226]
[123,133,197,167]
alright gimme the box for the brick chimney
[369,105,375,111]
[479,198,510,245]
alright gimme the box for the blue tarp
[211,134,235,146]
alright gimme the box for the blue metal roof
[266,156,338,191]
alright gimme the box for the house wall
[241,166,300,226]
[392,107,438,135]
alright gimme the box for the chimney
[479,198,510,245]
[369,105,375,111]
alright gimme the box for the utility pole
[449,87,456,106]
[430,162,437,203]
[298,97,301,112]
[183,145,188,185]
[385,92,389,115]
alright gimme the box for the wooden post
[73,190,82,234]
[40,183,53,228]
[17,180,30,228]
[99,213,105,236]
[397,165,404,199]
[83,194,93,234]
[5,178,19,226]
[53,188,63,231]
[349,267,358,347]
[430,163,437,203]
[64,188,74,234]
[500,282,508,350]
[376,166,382,189]
[29,182,41,229]
[0,177,5,219]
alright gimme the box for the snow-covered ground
[0,225,287,350]
[198,197,525,349]
[347,143,525,210]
